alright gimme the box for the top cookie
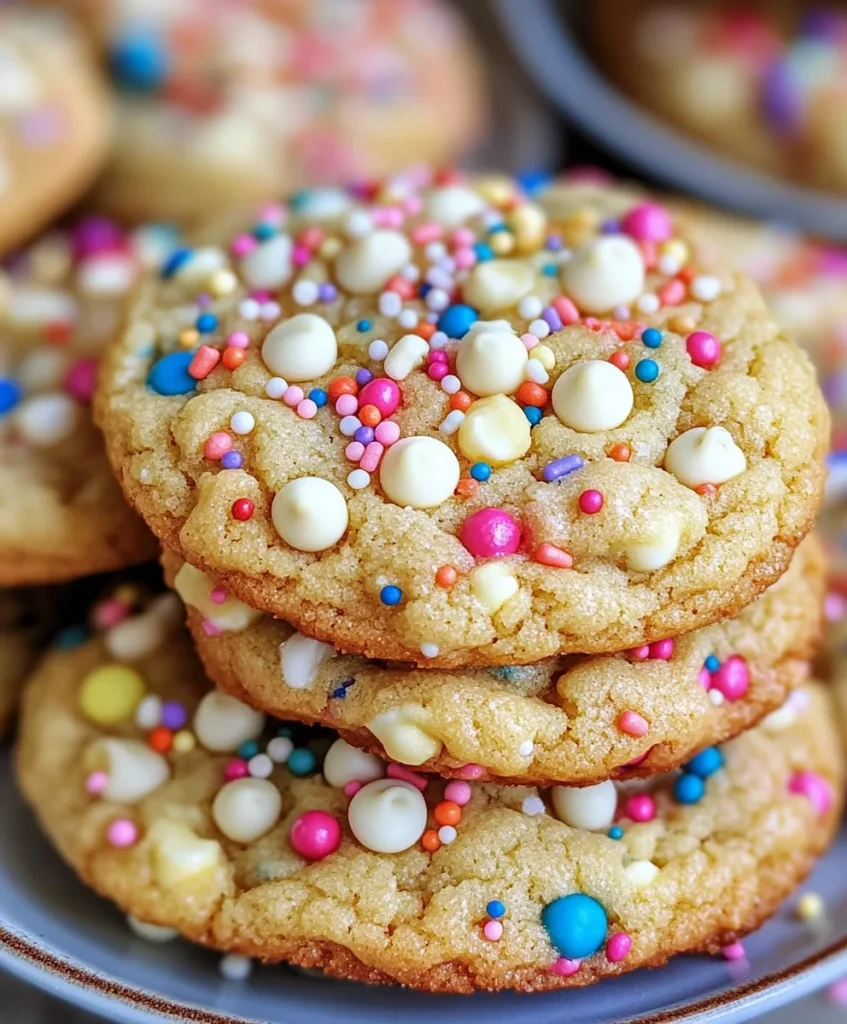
[65,0,486,224]
[0,6,109,255]
[96,173,829,666]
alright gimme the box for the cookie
[65,0,485,224]
[594,1,847,195]
[0,6,109,255]
[163,534,823,785]
[95,173,829,666]
[16,594,843,992]
[0,218,177,585]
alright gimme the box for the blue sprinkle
[517,169,551,195]
[542,263,559,276]
[487,223,508,235]
[685,747,724,779]
[704,654,720,672]
[524,406,543,427]
[437,303,478,340]
[486,900,506,919]
[474,242,494,262]
[160,247,192,279]
[608,825,624,840]
[0,378,22,416]
[542,454,584,483]
[147,351,196,396]
[238,741,260,760]
[331,677,356,700]
[380,585,403,606]
[541,894,608,960]
[635,358,659,383]
[252,223,275,241]
[287,748,317,776]
[53,624,89,650]
[309,388,328,408]
[418,282,433,299]
[470,462,492,482]
[641,327,663,349]
[109,31,169,92]
[195,312,218,333]
[221,451,243,470]
[673,773,706,805]
[356,319,372,333]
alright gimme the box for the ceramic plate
[1,748,847,1024]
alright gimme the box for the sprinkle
[551,958,580,977]
[339,415,361,436]
[624,794,655,822]
[487,900,506,919]
[438,825,457,844]
[445,780,472,805]
[526,358,549,384]
[522,796,546,817]
[456,763,485,780]
[578,489,604,514]
[248,754,274,779]
[788,771,834,815]
[440,374,461,395]
[347,469,370,489]
[308,388,328,408]
[296,399,317,419]
[231,498,254,521]
[609,349,630,371]
[686,331,721,368]
[722,942,746,962]
[283,386,304,407]
[204,432,233,460]
[292,280,319,306]
[690,275,722,302]
[374,420,400,446]
[195,312,218,333]
[230,411,255,435]
[335,394,358,416]
[641,327,662,348]
[265,377,287,399]
[534,543,573,569]
[380,585,403,606]
[606,932,633,963]
[470,462,492,482]
[542,455,583,482]
[328,376,358,399]
[221,451,243,469]
[85,771,108,795]
[608,442,632,462]
[439,410,465,435]
[436,565,458,587]
[796,893,824,923]
[618,710,649,737]
[517,382,547,407]
[107,819,138,848]
[287,748,317,776]
[608,826,623,840]
[420,643,440,659]
[483,920,503,941]
[369,339,389,360]
[635,358,659,383]
[267,737,294,763]
[674,773,705,805]
[422,830,441,852]
[387,764,428,790]
[524,405,543,426]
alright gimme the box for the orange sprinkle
[421,830,441,852]
[385,275,416,301]
[147,726,173,753]
[449,391,472,412]
[414,321,437,341]
[611,320,637,341]
[695,483,717,497]
[517,381,547,407]
[609,349,630,371]
[434,801,462,826]
[358,403,381,427]
[534,542,573,569]
[328,376,358,399]
[456,477,479,497]
[677,265,696,284]
[608,442,632,462]
[222,347,246,370]
[435,565,458,587]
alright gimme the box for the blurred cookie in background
[0,5,109,255]
[594,1,847,196]
[66,0,487,224]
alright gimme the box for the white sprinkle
[230,411,255,435]
[691,275,722,302]
[266,737,294,763]
[378,290,402,317]
[612,304,631,320]
[529,318,550,339]
[127,916,178,943]
[347,469,370,489]
[239,298,260,320]
[220,954,253,981]
[438,825,457,844]
[636,294,660,314]
[397,308,419,329]
[368,339,389,361]
[521,796,546,816]
[518,295,543,320]
[139,467,152,484]
[292,280,319,306]
[260,301,281,321]
[339,415,362,436]
[439,409,465,435]
[425,287,450,312]
[425,241,447,261]
[344,210,373,238]
[429,330,449,350]
[420,643,440,659]
[440,374,461,394]
[708,689,725,706]
[518,740,534,757]
[438,256,457,274]
[401,263,420,282]
[248,753,274,778]
[658,255,682,276]
[526,359,548,384]
[265,377,288,399]
[134,695,162,730]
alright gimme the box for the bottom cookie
[16,592,844,993]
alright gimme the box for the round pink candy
[344,780,363,797]
[444,780,472,806]
[85,771,108,795]
[91,598,130,629]
[686,331,721,368]
[606,932,632,963]
[204,432,233,460]
[107,819,137,848]
[64,357,98,403]
[788,771,834,816]
[631,645,650,661]
[345,441,365,462]
[456,763,485,780]
[722,942,746,962]
[460,507,521,558]
[223,759,249,781]
[335,394,358,416]
[711,655,749,701]
[697,666,711,690]
[621,202,673,243]
[283,386,305,408]
[428,362,449,381]
[624,794,655,823]
[357,377,401,417]
[483,920,503,941]
[231,234,257,257]
[374,420,400,446]
[648,638,674,660]
[289,810,341,861]
[228,331,250,350]
[551,957,580,977]
[428,350,448,364]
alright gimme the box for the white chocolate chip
[383,333,429,381]
[625,522,681,572]
[280,632,335,689]
[470,562,519,614]
[173,563,258,632]
[379,436,460,509]
[212,778,282,843]
[335,230,412,293]
[193,691,265,753]
[368,706,443,765]
[127,917,178,943]
[14,393,80,447]
[690,274,722,302]
[457,395,531,466]
[261,313,338,382]
[271,477,349,551]
[347,779,427,853]
[322,738,386,789]
[625,860,660,887]
[76,253,137,297]
[148,819,224,886]
[240,234,293,290]
[455,320,528,396]
[424,185,485,227]
[462,259,535,313]
[86,738,170,804]
[563,235,645,313]
[105,594,181,660]
[552,360,633,432]
[551,780,617,831]
[664,426,747,488]
[174,247,227,287]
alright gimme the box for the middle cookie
[165,534,823,786]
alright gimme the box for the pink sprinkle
[711,655,749,702]
[345,441,365,463]
[552,296,580,325]
[298,227,324,250]
[64,357,98,402]
[483,920,503,941]
[335,394,358,416]
[91,598,130,629]
[788,771,834,816]
[410,222,442,245]
[697,666,711,689]
[453,227,475,247]
[258,202,284,225]
[374,420,400,446]
[428,362,449,381]
[824,592,846,622]
[428,350,448,364]
[227,331,250,350]
[283,386,305,407]
[454,247,477,270]
[606,932,632,963]
[251,290,273,303]
[460,507,521,558]
[444,780,472,806]
[403,194,423,216]
[827,977,847,1005]
[209,588,227,605]
[293,245,311,268]
[360,441,384,473]
[686,331,721,369]
[618,710,649,738]
[657,279,686,306]
[189,345,221,381]
[106,819,137,848]
[722,942,746,962]
[231,234,257,257]
[624,794,655,823]
[204,432,233,460]
[521,332,539,350]
[456,763,485,780]
[297,399,318,419]
[631,645,650,661]
[224,759,249,782]
[387,764,428,791]
[357,377,401,417]
[622,202,673,243]
[578,489,604,514]
[202,620,222,637]
[648,638,674,660]
[344,781,363,797]
[372,207,404,229]
[551,958,580,977]
[85,771,108,795]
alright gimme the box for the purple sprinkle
[542,455,584,482]
[71,216,122,259]
[356,368,373,386]
[318,283,337,302]
[542,307,563,332]
[354,426,375,445]
[600,218,621,235]
[161,701,188,730]
[221,451,243,469]
[545,234,564,251]
[760,61,802,134]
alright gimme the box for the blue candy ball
[380,585,403,606]
[608,825,623,840]
[437,304,478,339]
[0,378,22,416]
[309,388,328,408]
[147,351,196,396]
[160,247,192,279]
[685,746,724,779]
[704,654,720,672]
[237,741,260,760]
[524,405,543,426]
[53,624,89,650]
[542,894,608,960]
[195,312,218,333]
[486,900,506,919]
[635,358,660,383]
[674,773,706,805]
[287,748,317,776]
[474,242,494,262]
[109,32,169,92]
[641,327,663,348]
[470,462,491,482]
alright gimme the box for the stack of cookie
[17,172,845,991]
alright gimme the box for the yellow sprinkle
[179,328,199,349]
[797,892,825,922]
[489,232,515,256]
[172,730,197,754]
[79,665,146,725]
[208,269,237,297]
[475,175,515,207]
[533,344,555,370]
[319,237,342,259]
[659,239,689,264]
